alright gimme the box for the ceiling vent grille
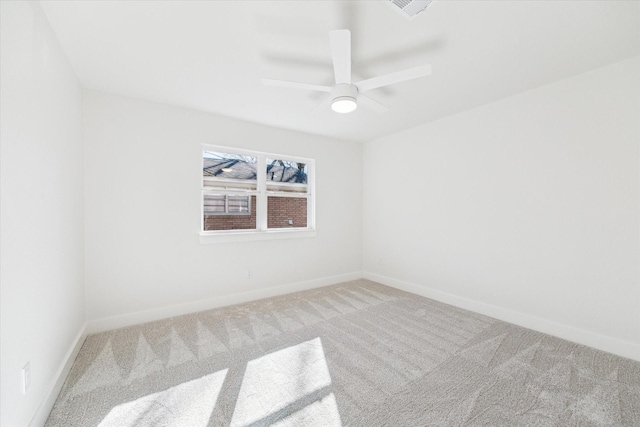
[388,0,433,19]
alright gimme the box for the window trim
[200,144,316,243]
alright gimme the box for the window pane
[204,194,251,216]
[227,195,250,214]
[204,151,257,191]
[266,159,308,194]
[267,196,307,229]
[204,195,256,231]
[203,194,226,215]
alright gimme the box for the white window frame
[200,144,317,243]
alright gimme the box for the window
[201,146,315,241]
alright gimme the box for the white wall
[0,2,85,426]
[363,56,640,359]
[83,90,362,325]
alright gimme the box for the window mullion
[257,156,267,231]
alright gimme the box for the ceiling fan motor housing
[332,83,357,104]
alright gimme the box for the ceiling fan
[262,29,432,114]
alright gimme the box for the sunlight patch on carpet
[231,337,341,426]
[97,369,228,427]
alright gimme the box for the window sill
[199,228,317,244]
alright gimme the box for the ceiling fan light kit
[332,97,357,113]
[262,29,431,114]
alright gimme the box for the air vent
[388,0,433,19]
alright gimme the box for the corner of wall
[28,324,88,427]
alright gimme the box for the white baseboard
[86,271,362,334]
[29,323,87,427]
[363,271,640,362]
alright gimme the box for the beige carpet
[45,279,640,426]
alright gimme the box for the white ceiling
[41,1,639,142]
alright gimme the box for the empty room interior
[1,1,639,426]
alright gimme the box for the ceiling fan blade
[261,78,332,93]
[329,29,351,84]
[358,94,389,113]
[355,64,432,92]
